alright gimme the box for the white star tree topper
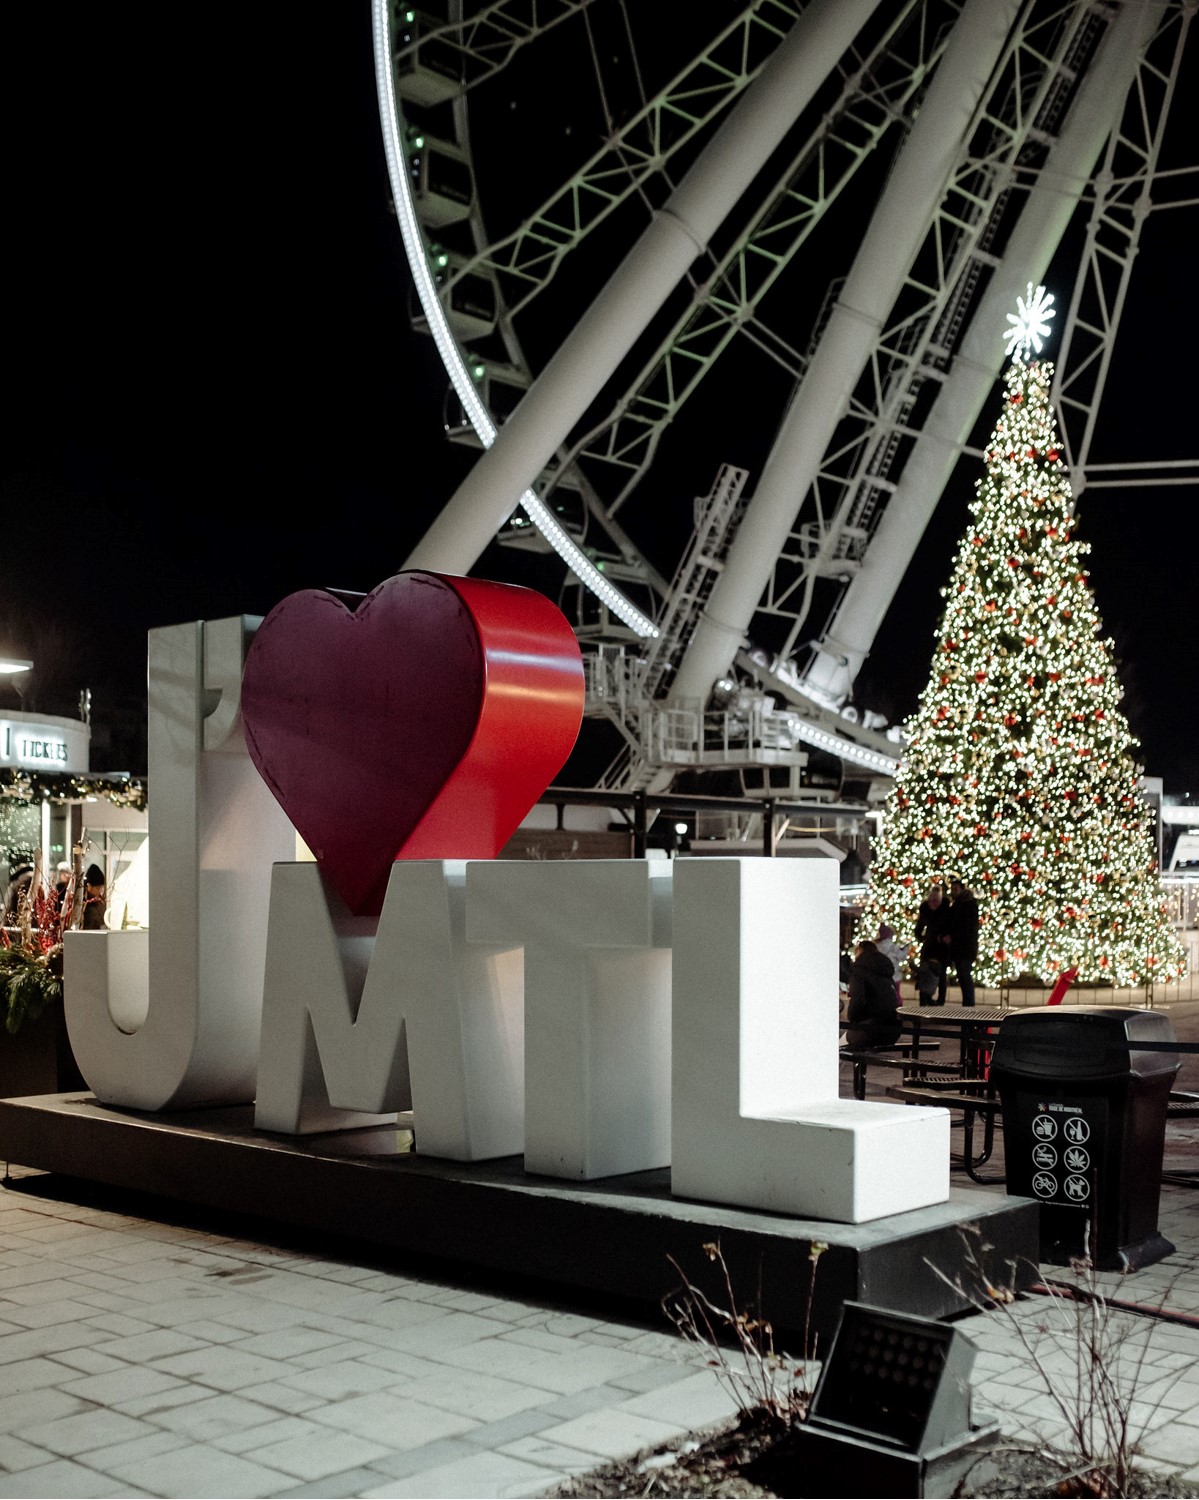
[1004,282,1055,361]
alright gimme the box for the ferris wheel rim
[370,0,659,638]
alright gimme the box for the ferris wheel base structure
[389,0,1177,789]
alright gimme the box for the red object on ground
[241,571,584,914]
[1046,966,1080,1006]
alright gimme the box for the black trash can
[990,1007,1179,1271]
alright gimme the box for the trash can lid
[990,1006,1179,1081]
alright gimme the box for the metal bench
[1161,1092,1199,1187]
[838,1042,947,1101]
[886,1081,1002,1184]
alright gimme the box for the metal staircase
[640,465,748,702]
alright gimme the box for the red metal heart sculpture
[241,572,584,914]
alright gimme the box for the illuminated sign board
[0,718,88,773]
[14,735,68,764]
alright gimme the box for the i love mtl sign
[63,579,947,1225]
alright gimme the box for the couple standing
[915,880,979,1007]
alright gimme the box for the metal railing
[538,786,871,859]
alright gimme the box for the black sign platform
[0,1093,1038,1343]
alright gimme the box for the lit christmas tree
[864,286,1185,989]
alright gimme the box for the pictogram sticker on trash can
[1032,1171,1058,1198]
[1006,1096,1106,1210]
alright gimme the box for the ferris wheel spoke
[672,0,1126,706]
[1052,4,1193,492]
[392,0,888,617]
[570,0,945,517]
[448,2,802,318]
[799,1,1169,707]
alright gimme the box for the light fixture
[759,1302,997,1497]
[795,720,900,775]
[0,657,33,675]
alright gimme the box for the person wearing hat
[914,883,950,1005]
[53,861,73,912]
[875,923,907,1003]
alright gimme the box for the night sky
[3,6,1195,790]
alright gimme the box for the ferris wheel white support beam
[802,0,1161,707]
[403,0,884,578]
[666,0,1019,711]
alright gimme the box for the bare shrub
[662,1239,825,1428]
[935,1227,1178,1498]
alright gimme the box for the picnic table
[888,1033,1199,1189]
[899,1004,1007,1077]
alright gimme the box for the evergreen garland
[0,769,145,809]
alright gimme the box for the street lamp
[0,655,33,709]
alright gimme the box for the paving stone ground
[2,991,1198,1497]
[0,1168,755,1497]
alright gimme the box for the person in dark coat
[914,884,950,1004]
[948,879,980,1007]
[845,940,902,1050]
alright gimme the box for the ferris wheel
[371,0,1193,795]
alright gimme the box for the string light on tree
[862,288,1185,989]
